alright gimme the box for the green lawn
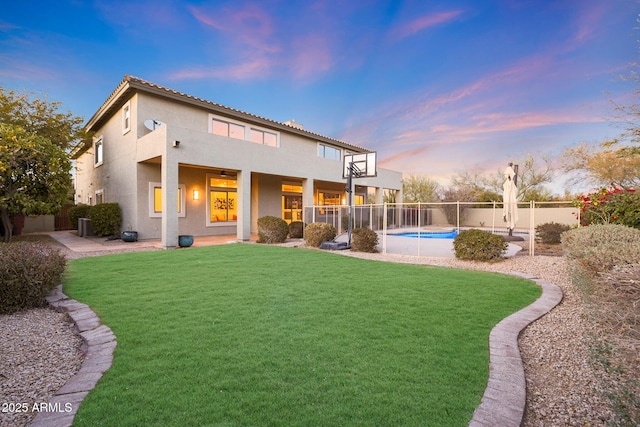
[63,244,540,427]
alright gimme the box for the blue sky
[1,1,637,193]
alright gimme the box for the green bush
[562,224,640,275]
[535,222,571,244]
[88,203,122,237]
[257,216,289,243]
[288,221,304,239]
[68,204,91,230]
[351,228,379,253]
[304,222,337,247]
[0,242,67,315]
[453,229,507,261]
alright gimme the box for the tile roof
[82,75,370,154]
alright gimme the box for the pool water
[393,230,459,239]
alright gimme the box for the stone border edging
[469,273,563,426]
[29,286,117,427]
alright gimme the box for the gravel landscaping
[0,236,621,426]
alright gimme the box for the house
[73,75,403,248]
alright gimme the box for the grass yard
[63,244,540,426]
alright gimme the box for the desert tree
[0,88,87,241]
[401,175,440,203]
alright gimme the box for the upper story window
[211,117,245,140]
[209,114,279,147]
[122,101,131,134]
[94,136,103,167]
[318,143,340,161]
[250,128,278,147]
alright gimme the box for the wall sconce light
[193,190,199,200]
[172,140,180,148]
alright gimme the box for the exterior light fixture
[172,140,180,148]
[193,190,199,200]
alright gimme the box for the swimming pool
[392,230,459,239]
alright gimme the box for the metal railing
[303,201,579,257]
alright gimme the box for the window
[209,114,279,147]
[211,118,245,140]
[122,101,131,134]
[94,136,103,167]
[207,174,237,224]
[95,189,104,205]
[149,183,186,217]
[250,128,278,147]
[317,190,343,216]
[318,191,342,206]
[318,144,340,161]
[282,182,303,224]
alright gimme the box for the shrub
[68,204,91,230]
[288,221,304,239]
[453,229,507,261]
[0,242,67,315]
[574,187,639,228]
[601,263,640,303]
[304,222,337,247]
[257,216,289,243]
[535,222,571,244]
[88,203,122,237]
[561,224,640,275]
[350,228,379,253]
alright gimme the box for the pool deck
[334,232,524,258]
[43,229,524,258]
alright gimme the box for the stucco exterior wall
[75,80,403,243]
[23,215,55,233]
[254,174,285,220]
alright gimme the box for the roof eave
[80,75,372,156]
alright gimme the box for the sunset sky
[1,1,637,193]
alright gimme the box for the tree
[0,124,72,242]
[563,60,640,189]
[563,142,640,190]
[0,88,87,242]
[450,154,556,202]
[609,66,640,154]
[449,169,489,201]
[0,88,87,151]
[383,189,398,204]
[401,175,440,203]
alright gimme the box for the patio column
[302,178,314,223]
[161,153,179,249]
[236,169,251,241]
[374,187,383,204]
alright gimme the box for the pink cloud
[0,55,57,81]
[168,57,274,81]
[378,145,432,168]
[572,3,606,45]
[94,1,185,34]
[189,4,280,54]
[0,21,20,32]
[390,10,464,41]
[289,34,335,79]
